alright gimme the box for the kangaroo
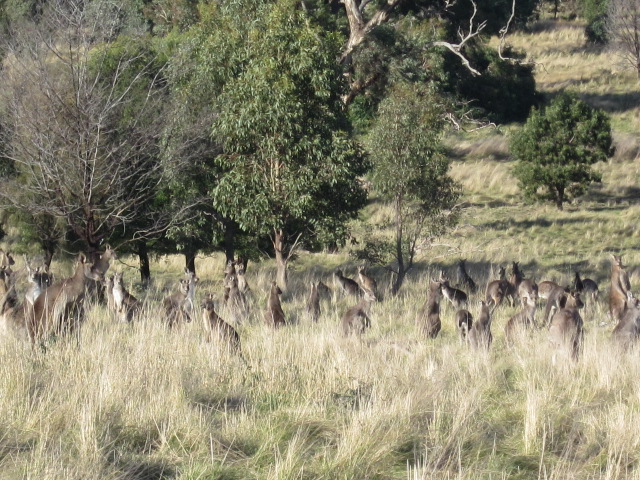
[234,259,251,294]
[112,273,140,323]
[0,285,30,342]
[504,262,524,306]
[317,281,332,299]
[573,271,599,301]
[103,275,116,312]
[518,278,538,307]
[264,281,286,328]
[612,291,640,350]
[469,300,492,349]
[549,291,584,361]
[87,245,117,302]
[505,294,537,344]
[342,289,376,336]
[307,281,321,322]
[456,259,477,293]
[224,273,248,323]
[92,245,117,275]
[163,271,199,328]
[416,281,442,338]
[456,309,473,343]
[485,266,507,308]
[0,266,17,313]
[542,284,571,327]
[538,280,561,300]
[610,254,632,323]
[357,266,377,296]
[439,272,468,309]
[0,249,15,269]
[30,253,104,343]
[25,265,53,307]
[334,270,360,296]
[202,293,243,357]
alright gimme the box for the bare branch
[428,1,487,76]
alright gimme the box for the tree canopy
[511,93,614,210]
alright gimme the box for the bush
[511,93,614,210]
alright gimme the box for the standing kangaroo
[612,291,640,350]
[610,255,631,323]
[439,272,468,309]
[112,273,140,323]
[0,249,15,269]
[542,284,570,327]
[0,266,17,313]
[87,245,117,302]
[505,294,537,345]
[416,281,442,338]
[163,271,199,328]
[342,290,376,336]
[202,293,243,357]
[549,291,584,361]
[307,281,321,323]
[485,266,507,308]
[504,262,524,306]
[25,265,53,307]
[469,300,492,349]
[518,278,538,308]
[456,259,477,293]
[573,271,599,301]
[334,270,360,296]
[30,254,104,343]
[224,273,248,324]
[264,281,286,328]
[538,280,561,300]
[357,266,377,296]
[456,309,473,343]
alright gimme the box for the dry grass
[2,253,640,479]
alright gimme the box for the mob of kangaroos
[1,244,637,361]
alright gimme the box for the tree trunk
[391,196,405,295]
[137,241,151,285]
[273,229,288,291]
[43,247,54,272]
[556,187,565,210]
[222,219,236,265]
[185,248,197,276]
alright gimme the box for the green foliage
[581,0,609,43]
[201,0,368,249]
[444,43,540,123]
[364,82,459,291]
[511,92,614,209]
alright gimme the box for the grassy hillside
[2,20,640,480]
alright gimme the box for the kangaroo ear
[78,253,87,264]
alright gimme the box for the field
[2,20,640,480]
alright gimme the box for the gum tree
[365,83,460,295]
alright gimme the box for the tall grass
[1,250,640,479]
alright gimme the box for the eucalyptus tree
[365,83,460,294]
[174,0,369,289]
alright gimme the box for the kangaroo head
[202,293,216,310]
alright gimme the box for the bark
[137,241,151,284]
[223,219,236,265]
[185,248,197,276]
[391,196,406,295]
[273,229,288,291]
